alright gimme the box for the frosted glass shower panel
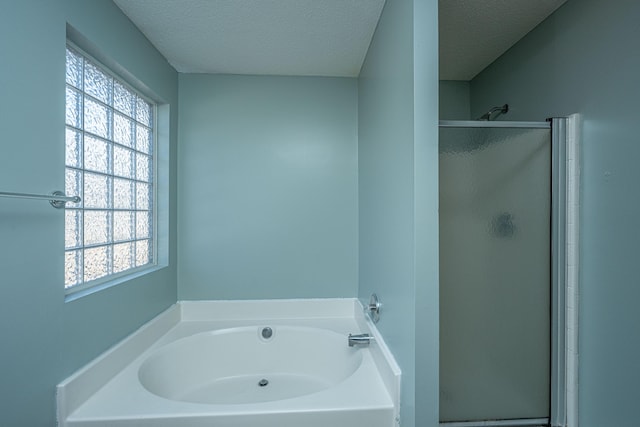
[439,126,551,422]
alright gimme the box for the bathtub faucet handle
[367,293,381,323]
[348,333,373,347]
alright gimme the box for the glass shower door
[439,125,551,424]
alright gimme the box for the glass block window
[65,45,155,291]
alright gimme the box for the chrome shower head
[477,104,509,121]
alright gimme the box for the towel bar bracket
[0,190,81,209]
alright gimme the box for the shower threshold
[440,418,549,427]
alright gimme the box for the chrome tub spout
[348,333,373,347]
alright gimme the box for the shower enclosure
[439,120,567,427]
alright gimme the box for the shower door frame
[438,118,578,427]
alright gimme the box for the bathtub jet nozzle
[348,333,373,347]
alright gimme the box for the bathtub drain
[258,379,269,387]
[261,327,273,339]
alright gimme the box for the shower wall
[439,126,551,422]
[439,81,471,120]
[469,0,640,425]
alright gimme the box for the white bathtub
[57,299,401,427]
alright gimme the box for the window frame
[64,41,159,297]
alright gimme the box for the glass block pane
[113,178,134,209]
[84,246,110,282]
[84,210,110,246]
[84,172,111,209]
[65,168,82,208]
[65,127,82,168]
[114,81,135,117]
[66,48,83,88]
[84,135,109,174]
[113,242,133,273]
[66,86,82,128]
[136,153,150,182]
[65,209,82,249]
[85,98,111,139]
[136,211,150,239]
[114,145,134,178]
[136,96,151,126]
[84,61,112,104]
[114,211,133,242]
[114,113,134,147]
[65,47,156,290]
[136,124,151,154]
[136,182,150,210]
[136,239,151,267]
[65,250,82,288]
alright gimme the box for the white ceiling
[114,0,568,80]
[113,0,385,77]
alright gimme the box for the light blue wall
[0,1,178,425]
[358,0,439,425]
[413,0,440,424]
[1,1,440,425]
[470,0,640,425]
[439,80,470,120]
[177,74,358,300]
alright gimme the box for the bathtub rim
[57,298,401,426]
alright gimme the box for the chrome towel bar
[0,190,81,209]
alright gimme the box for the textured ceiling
[114,0,568,80]
[439,0,567,80]
[113,0,386,77]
